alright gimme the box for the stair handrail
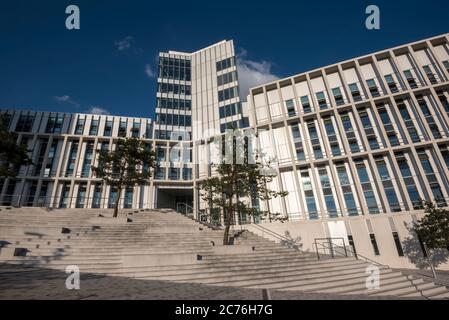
[174,204,223,230]
[315,238,389,268]
[245,222,303,251]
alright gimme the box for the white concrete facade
[245,33,449,269]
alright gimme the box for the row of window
[219,117,249,133]
[74,117,152,138]
[266,149,447,221]
[154,130,191,141]
[217,71,237,86]
[157,82,191,95]
[158,57,191,81]
[216,57,236,72]
[154,167,192,180]
[218,86,239,102]
[156,98,192,110]
[218,103,242,119]
[155,113,192,126]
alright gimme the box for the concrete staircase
[0,206,448,299]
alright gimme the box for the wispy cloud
[236,49,279,101]
[114,36,134,51]
[53,95,80,107]
[86,106,110,115]
[145,64,156,78]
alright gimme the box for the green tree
[413,200,449,252]
[197,130,288,245]
[92,137,155,217]
[0,114,32,178]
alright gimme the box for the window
[59,183,71,208]
[337,165,358,216]
[396,154,421,209]
[302,170,318,220]
[219,103,241,118]
[377,105,399,146]
[216,57,235,72]
[169,167,180,180]
[418,96,441,139]
[340,113,360,153]
[155,167,166,180]
[81,142,94,178]
[118,120,127,137]
[443,60,449,73]
[397,101,420,143]
[319,168,337,218]
[290,123,305,161]
[323,118,340,156]
[76,184,87,208]
[331,87,345,106]
[403,69,417,88]
[183,167,192,180]
[300,96,312,113]
[124,188,133,209]
[422,65,437,84]
[89,119,99,136]
[366,79,380,97]
[45,115,64,134]
[356,163,379,214]
[103,120,113,136]
[218,87,238,102]
[348,83,362,101]
[285,99,296,117]
[92,184,102,208]
[65,142,78,177]
[217,71,236,86]
[384,74,398,93]
[316,91,328,109]
[75,117,85,135]
[131,122,140,138]
[369,234,380,255]
[418,150,446,207]
[393,232,404,257]
[308,123,323,159]
[15,114,34,132]
[108,187,118,208]
[156,147,166,162]
[375,159,400,212]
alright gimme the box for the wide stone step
[140,261,371,283]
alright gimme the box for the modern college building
[2,33,449,268]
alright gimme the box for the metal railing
[314,237,388,268]
[174,203,223,230]
[244,222,303,251]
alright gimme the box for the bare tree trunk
[113,187,122,218]
[223,208,231,245]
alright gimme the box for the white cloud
[145,64,156,78]
[236,48,279,101]
[114,36,134,51]
[86,106,110,115]
[53,95,79,107]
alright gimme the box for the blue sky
[0,0,448,118]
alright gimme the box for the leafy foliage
[0,114,32,178]
[197,130,288,245]
[413,200,449,251]
[92,137,155,217]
